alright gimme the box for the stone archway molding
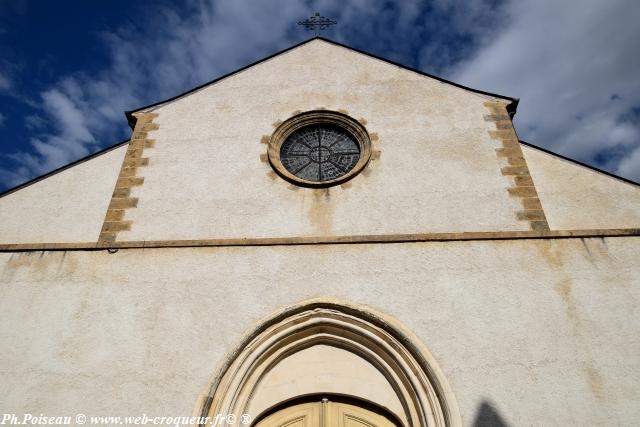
[196,298,461,427]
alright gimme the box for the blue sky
[1,0,639,192]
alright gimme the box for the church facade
[1,38,640,426]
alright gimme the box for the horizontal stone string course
[1,229,639,252]
[97,112,158,245]
[485,101,550,231]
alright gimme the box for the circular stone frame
[268,110,372,187]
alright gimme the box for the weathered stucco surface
[523,145,640,230]
[0,145,126,244]
[1,237,639,426]
[117,39,526,241]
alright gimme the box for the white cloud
[450,0,640,181]
[617,146,640,182]
[42,89,93,143]
[24,114,46,131]
[0,71,10,91]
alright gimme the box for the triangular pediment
[1,38,638,247]
[124,37,517,128]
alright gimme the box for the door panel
[333,402,395,427]
[255,402,320,427]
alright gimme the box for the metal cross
[298,12,337,36]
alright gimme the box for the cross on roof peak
[298,12,337,36]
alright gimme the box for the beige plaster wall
[118,39,525,242]
[0,145,126,244]
[1,237,639,426]
[523,145,640,230]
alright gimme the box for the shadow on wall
[472,401,510,427]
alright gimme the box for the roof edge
[0,138,130,198]
[124,36,519,128]
[520,140,639,187]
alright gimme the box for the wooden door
[255,398,397,427]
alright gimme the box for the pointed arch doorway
[255,396,400,427]
[197,300,461,427]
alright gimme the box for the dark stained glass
[280,124,360,182]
